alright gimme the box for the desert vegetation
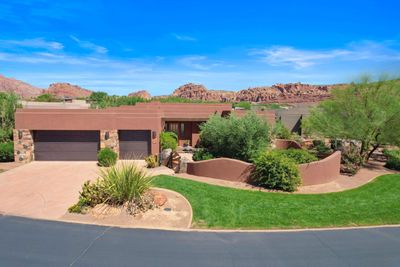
[97,148,118,167]
[69,162,154,215]
[198,112,270,162]
[304,78,400,167]
[0,92,20,162]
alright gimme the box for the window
[180,123,185,136]
[166,122,179,135]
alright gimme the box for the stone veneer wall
[13,129,34,163]
[100,130,119,155]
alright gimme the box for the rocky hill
[172,83,236,102]
[128,90,151,99]
[0,74,43,98]
[47,83,93,99]
[173,82,333,103]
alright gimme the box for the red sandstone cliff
[47,83,93,99]
[0,74,44,99]
[173,82,333,103]
[128,90,151,99]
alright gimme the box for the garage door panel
[34,151,99,161]
[34,130,99,161]
[35,142,99,152]
[119,130,150,160]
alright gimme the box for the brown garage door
[34,130,100,161]
[119,130,151,159]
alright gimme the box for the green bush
[200,112,271,162]
[383,149,400,170]
[251,151,301,192]
[35,93,61,102]
[160,131,178,151]
[233,101,251,110]
[0,141,14,162]
[0,92,20,142]
[97,148,118,167]
[69,162,153,214]
[68,180,107,213]
[145,155,158,168]
[275,149,318,164]
[192,148,214,161]
[272,121,291,139]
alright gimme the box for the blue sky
[0,0,399,95]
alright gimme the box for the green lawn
[152,174,400,229]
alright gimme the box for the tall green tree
[0,92,20,142]
[304,78,400,163]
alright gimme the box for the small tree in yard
[304,78,400,164]
[199,112,270,162]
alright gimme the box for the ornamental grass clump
[69,162,154,215]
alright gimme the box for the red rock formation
[235,83,332,103]
[173,82,333,103]
[46,83,92,99]
[172,83,236,102]
[0,74,43,99]
[128,90,151,99]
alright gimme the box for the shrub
[68,180,106,213]
[233,101,251,110]
[275,149,318,164]
[145,155,158,168]
[192,148,214,161]
[0,141,14,162]
[97,148,118,167]
[160,131,178,151]
[383,149,400,170]
[340,143,363,175]
[69,162,154,215]
[200,112,270,162]
[35,93,61,102]
[251,151,301,192]
[272,121,291,139]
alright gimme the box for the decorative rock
[153,193,167,206]
[177,157,190,173]
[160,149,172,166]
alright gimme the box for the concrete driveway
[0,161,99,220]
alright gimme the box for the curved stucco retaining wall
[187,151,342,187]
[275,139,302,150]
[186,158,254,182]
[298,151,341,186]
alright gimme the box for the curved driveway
[1,215,399,267]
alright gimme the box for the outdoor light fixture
[18,130,23,140]
[105,131,109,140]
[152,131,157,139]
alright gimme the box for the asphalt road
[0,215,399,267]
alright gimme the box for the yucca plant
[99,162,153,205]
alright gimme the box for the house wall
[100,130,119,155]
[14,102,232,161]
[13,129,34,163]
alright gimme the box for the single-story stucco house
[14,102,275,163]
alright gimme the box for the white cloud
[70,35,108,54]
[251,41,400,68]
[172,33,197,42]
[0,38,64,50]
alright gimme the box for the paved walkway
[176,160,398,194]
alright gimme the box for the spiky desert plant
[99,161,153,205]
